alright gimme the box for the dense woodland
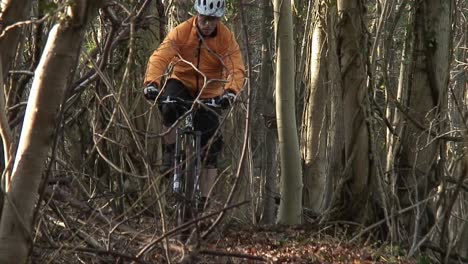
[0,0,467,263]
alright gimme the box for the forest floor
[32,186,423,263]
[32,211,426,263]
[150,224,418,264]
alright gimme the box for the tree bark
[325,5,344,213]
[334,0,370,222]
[0,0,32,220]
[0,1,103,263]
[258,0,276,225]
[273,0,303,225]
[397,0,452,248]
[384,8,414,241]
[301,3,327,215]
[0,0,32,79]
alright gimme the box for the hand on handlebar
[218,90,236,108]
[143,83,160,101]
[153,90,237,109]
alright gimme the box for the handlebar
[157,96,225,109]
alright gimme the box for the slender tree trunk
[334,0,370,222]
[0,1,102,262]
[135,2,163,175]
[301,3,327,215]
[273,0,303,225]
[453,4,468,257]
[458,219,468,259]
[385,8,414,241]
[325,4,344,212]
[0,0,31,79]
[258,0,276,225]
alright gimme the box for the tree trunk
[385,8,414,241]
[258,0,276,225]
[0,0,32,79]
[325,5,344,213]
[301,3,327,216]
[458,219,468,259]
[0,1,102,263]
[397,0,452,248]
[0,0,32,220]
[273,0,303,225]
[135,1,163,176]
[334,0,370,222]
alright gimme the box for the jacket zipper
[195,38,202,95]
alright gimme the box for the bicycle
[157,95,226,239]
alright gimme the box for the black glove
[219,90,236,108]
[143,83,160,101]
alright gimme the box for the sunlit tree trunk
[334,0,370,222]
[0,0,32,220]
[397,0,452,248]
[301,2,327,215]
[385,8,414,241]
[0,1,102,262]
[273,0,303,225]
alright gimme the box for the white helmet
[194,0,225,17]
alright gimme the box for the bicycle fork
[172,128,202,203]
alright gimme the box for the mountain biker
[143,0,245,200]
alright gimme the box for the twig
[0,15,51,38]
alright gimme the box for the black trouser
[159,79,223,166]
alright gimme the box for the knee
[204,137,223,167]
[159,104,178,126]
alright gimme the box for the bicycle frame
[170,106,204,232]
[157,95,224,238]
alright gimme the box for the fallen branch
[350,194,437,242]
[199,248,268,262]
[136,200,249,258]
[422,242,468,263]
[44,186,145,239]
[38,245,149,264]
[159,240,268,263]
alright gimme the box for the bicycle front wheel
[175,131,201,233]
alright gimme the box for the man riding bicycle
[143,0,245,201]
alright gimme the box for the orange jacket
[144,16,245,98]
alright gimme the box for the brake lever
[160,96,177,104]
[203,98,221,108]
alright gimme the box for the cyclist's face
[197,15,220,36]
